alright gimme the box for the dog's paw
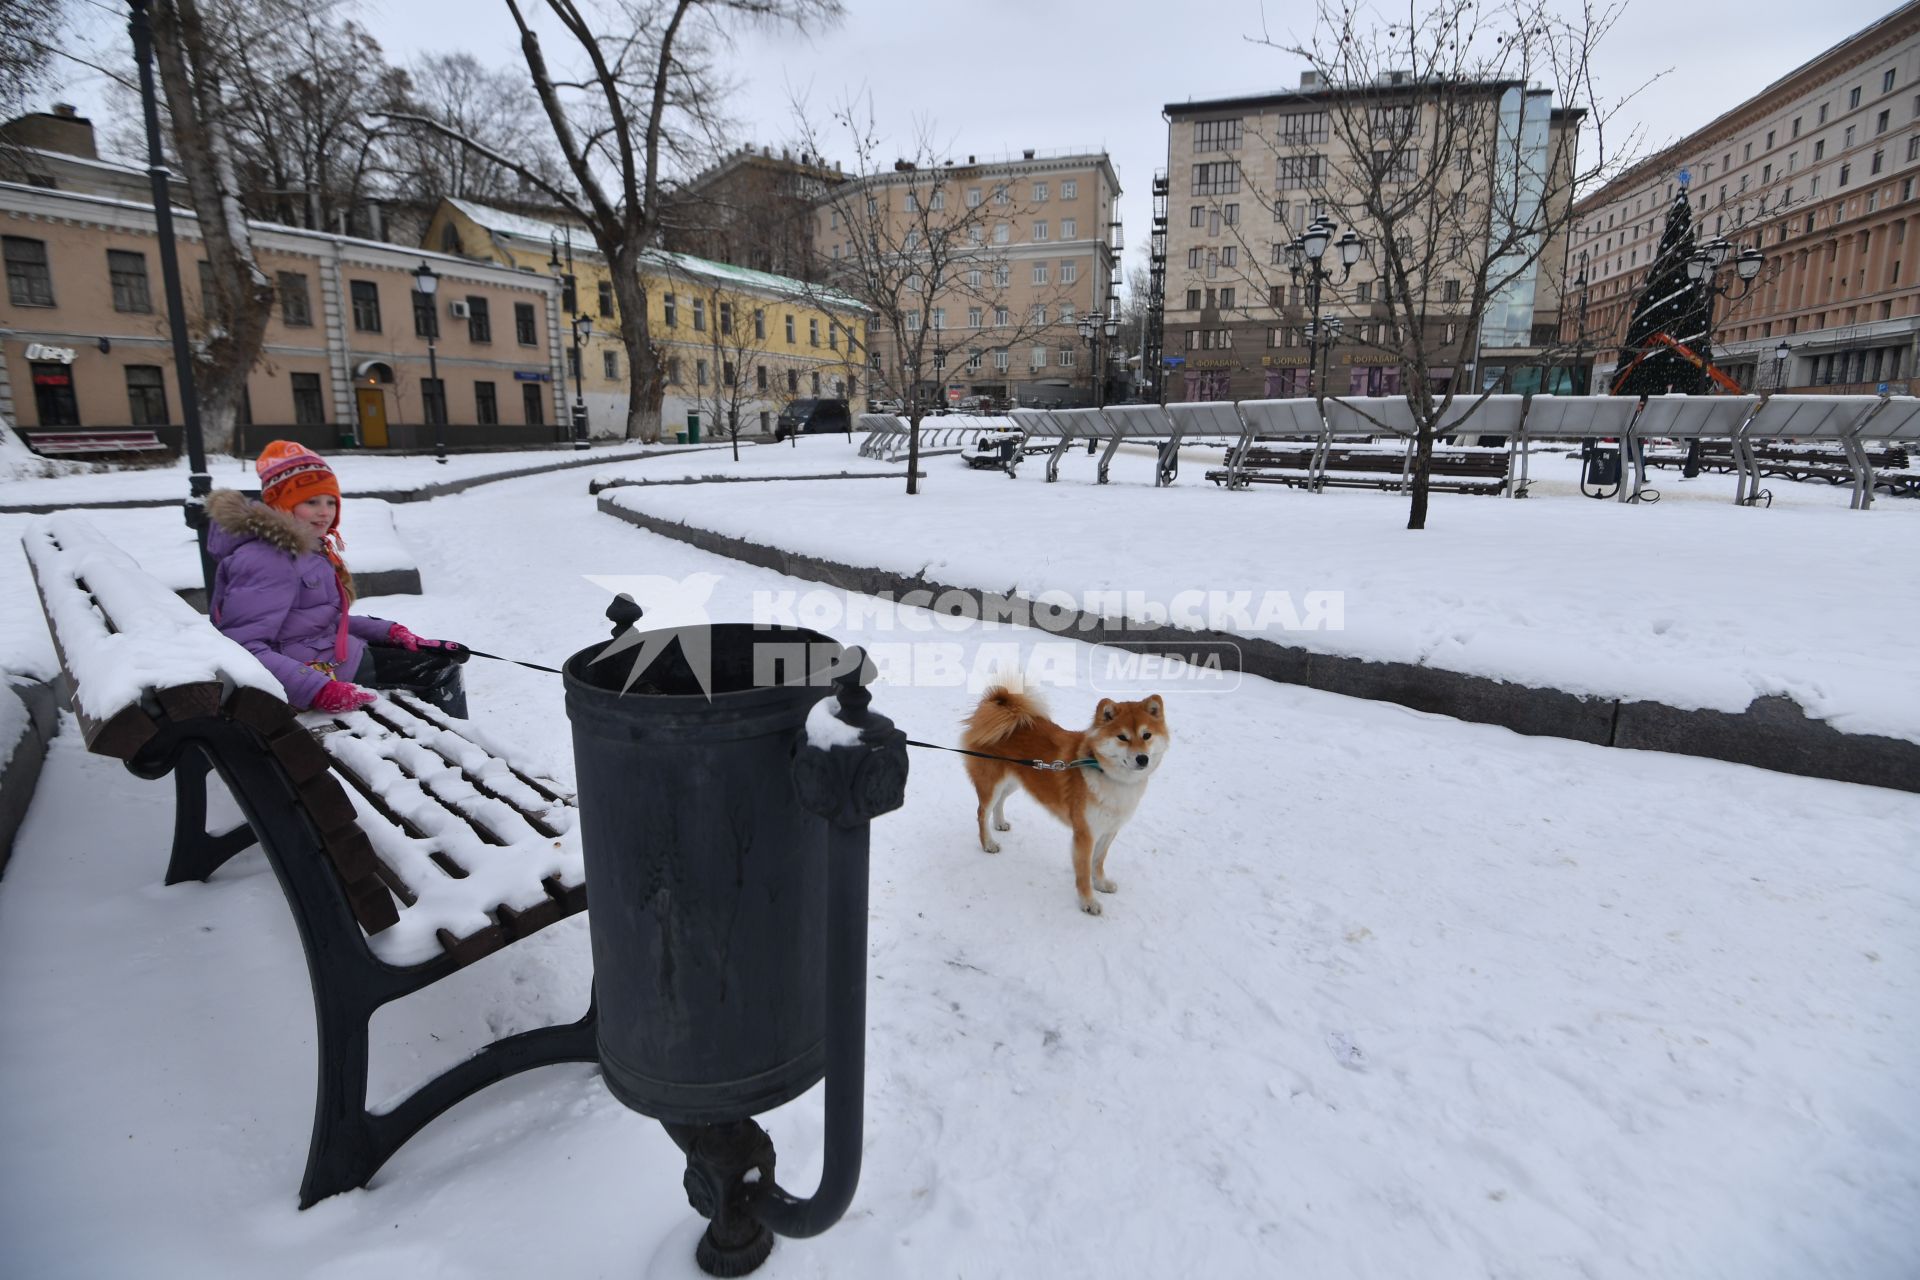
[1094,875,1119,894]
[1079,896,1103,916]
[993,818,1011,832]
[981,838,1001,854]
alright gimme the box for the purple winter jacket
[205,490,393,709]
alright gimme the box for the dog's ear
[1097,698,1117,722]
[1143,696,1163,720]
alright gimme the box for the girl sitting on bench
[207,440,468,716]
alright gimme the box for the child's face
[292,494,337,538]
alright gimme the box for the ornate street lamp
[1286,215,1363,399]
[1773,340,1791,391]
[572,313,593,448]
[1680,236,1765,474]
[412,261,445,464]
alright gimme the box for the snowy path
[1,465,1915,1279]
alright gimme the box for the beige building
[1161,77,1580,401]
[0,179,569,451]
[813,150,1122,408]
[1571,2,1920,393]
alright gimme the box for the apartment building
[813,149,1122,408]
[426,198,867,436]
[1162,76,1580,401]
[0,181,567,450]
[661,144,847,281]
[1570,2,1920,393]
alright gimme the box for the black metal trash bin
[563,604,906,1275]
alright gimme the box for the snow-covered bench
[23,513,595,1208]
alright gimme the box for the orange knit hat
[256,440,341,526]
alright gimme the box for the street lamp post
[571,314,593,447]
[128,0,213,592]
[412,261,446,464]
[1572,250,1592,394]
[1285,217,1364,400]
[1681,235,1765,474]
[1077,309,1121,450]
[1773,340,1791,392]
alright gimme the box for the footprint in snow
[1326,1030,1368,1071]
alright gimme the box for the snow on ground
[0,439,693,509]
[588,436,910,488]
[601,436,1920,743]
[1,464,1916,1279]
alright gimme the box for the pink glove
[312,681,376,714]
[388,624,466,659]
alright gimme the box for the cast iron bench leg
[164,746,260,885]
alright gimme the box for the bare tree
[674,272,777,460]
[797,101,1074,494]
[149,0,274,454]
[1191,0,1641,528]
[385,52,567,208]
[382,0,842,443]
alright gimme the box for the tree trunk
[1407,423,1435,530]
[152,0,273,456]
[906,407,921,495]
[608,245,661,442]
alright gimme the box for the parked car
[867,397,904,415]
[775,397,852,439]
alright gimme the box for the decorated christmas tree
[1611,175,1712,397]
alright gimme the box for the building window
[1191,205,1205,228]
[1062,217,1077,238]
[754,309,766,340]
[291,372,325,426]
[968,306,983,328]
[278,272,312,327]
[522,383,544,426]
[1442,279,1461,303]
[811,371,821,394]
[1191,162,1239,195]
[350,280,381,332]
[967,188,982,208]
[663,293,677,326]
[411,289,437,339]
[1277,110,1329,144]
[474,381,498,426]
[1871,149,1885,174]
[567,349,580,380]
[4,236,53,306]
[995,306,1010,327]
[1840,163,1851,186]
[1058,348,1075,367]
[696,358,709,386]
[785,314,796,343]
[1845,125,1856,147]
[757,364,768,391]
[1032,181,1049,201]
[1885,68,1897,93]
[1815,139,1825,161]
[598,280,614,316]
[692,298,706,331]
[1033,263,1049,285]
[1062,180,1078,199]
[515,302,537,345]
[1276,155,1325,188]
[1371,150,1417,183]
[1908,134,1920,162]
[467,296,491,343]
[787,368,798,393]
[993,348,1010,371]
[1193,118,1242,152]
[719,301,732,335]
[603,350,619,380]
[723,360,736,386]
[421,378,447,426]
[121,365,169,425]
[1061,260,1078,284]
[994,185,1010,205]
[1031,304,1048,325]
[809,316,820,346]
[107,249,152,313]
[1848,86,1861,109]
[1187,288,1202,309]
[1219,287,1235,308]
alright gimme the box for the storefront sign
[1188,357,1235,370]
[513,370,551,382]
[24,343,76,364]
[1260,353,1309,368]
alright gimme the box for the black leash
[461,647,565,675]
[904,738,1099,772]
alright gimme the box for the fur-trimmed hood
[206,488,320,558]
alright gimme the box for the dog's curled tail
[964,683,1045,748]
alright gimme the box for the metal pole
[428,336,445,463]
[128,0,213,595]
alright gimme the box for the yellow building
[424,198,868,436]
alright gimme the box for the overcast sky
[52,0,1905,279]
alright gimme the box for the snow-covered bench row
[856,414,1019,462]
[23,512,595,1208]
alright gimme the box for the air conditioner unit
[447,300,470,320]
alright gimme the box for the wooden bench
[23,428,168,456]
[23,513,595,1208]
[1207,441,1510,495]
[1643,440,1910,486]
